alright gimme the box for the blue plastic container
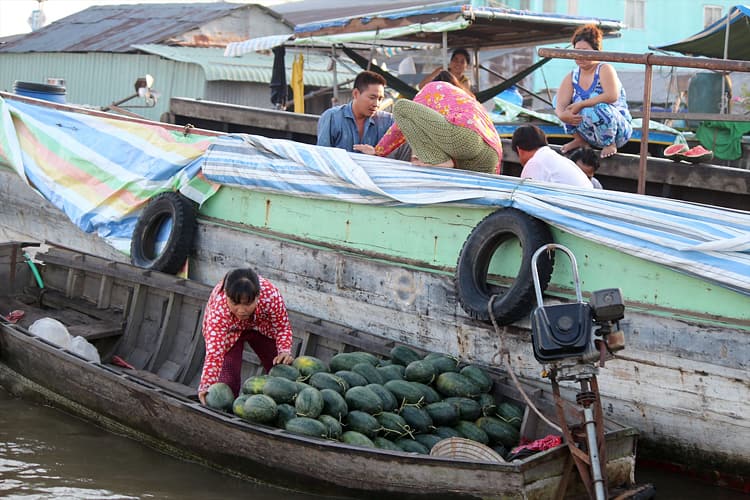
[13,81,67,104]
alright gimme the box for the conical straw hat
[429,437,506,463]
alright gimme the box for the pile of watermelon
[205,345,525,458]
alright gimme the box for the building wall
[0,52,206,121]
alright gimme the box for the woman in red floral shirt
[198,268,294,405]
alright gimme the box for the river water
[1,387,745,500]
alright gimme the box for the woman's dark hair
[353,70,387,92]
[568,147,600,172]
[223,268,261,304]
[432,69,461,87]
[451,47,471,65]
[571,24,603,51]
[511,124,547,153]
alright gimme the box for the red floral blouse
[199,276,293,393]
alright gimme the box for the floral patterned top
[198,276,293,393]
[374,81,503,174]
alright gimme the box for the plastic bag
[28,317,72,349]
[69,335,101,363]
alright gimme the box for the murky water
[0,386,745,500]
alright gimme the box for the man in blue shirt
[317,71,394,153]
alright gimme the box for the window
[543,0,556,13]
[519,0,530,10]
[568,0,578,15]
[625,0,645,30]
[704,5,723,27]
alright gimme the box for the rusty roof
[0,2,291,53]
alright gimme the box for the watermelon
[663,143,689,161]
[423,353,459,374]
[414,433,443,451]
[366,384,398,412]
[268,364,300,381]
[335,370,368,388]
[390,345,421,366]
[399,406,433,434]
[477,393,498,416]
[241,375,269,395]
[285,417,328,438]
[341,431,376,448]
[345,410,381,438]
[384,379,424,406]
[242,394,278,424]
[276,403,298,428]
[443,397,482,421]
[435,372,481,398]
[425,401,460,426]
[232,394,251,418]
[497,402,525,429]
[395,438,430,454]
[376,364,405,382]
[454,420,490,445]
[411,382,441,405]
[434,426,462,439]
[295,387,324,418]
[374,436,403,451]
[404,360,437,384]
[309,372,349,395]
[205,382,235,411]
[476,416,520,448]
[460,365,493,393]
[292,356,329,377]
[683,145,713,163]
[320,388,348,419]
[345,386,383,414]
[262,376,299,404]
[351,362,384,385]
[318,414,343,439]
[330,352,377,372]
[377,412,412,438]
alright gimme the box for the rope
[488,294,562,433]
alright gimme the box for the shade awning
[653,5,750,60]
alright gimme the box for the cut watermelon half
[663,143,689,161]
[683,145,713,163]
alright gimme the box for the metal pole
[721,10,731,114]
[583,405,607,500]
[442,32,448,70]
[331,46,339,106]
[638,59,654,195]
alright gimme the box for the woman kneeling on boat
[555,24,632,158]
[198,268,294,405]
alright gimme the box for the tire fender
[130,192,197,274]
[455,208,554,325]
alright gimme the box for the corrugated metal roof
[0,2,291,53]
[134,44,359,87]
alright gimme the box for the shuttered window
[625,0,645,30]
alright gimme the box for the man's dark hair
[511,124,547,153]
[451,47,471,65]
[353,70,387,92]
[223,268,261,304]
[568,147,600,172]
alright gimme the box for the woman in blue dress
[556,24,632,158]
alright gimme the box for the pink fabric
[375,81,503,174]
[217,330,278,396]
[199,276,293,393]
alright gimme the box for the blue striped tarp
[202,135,750,295]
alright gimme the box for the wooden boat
[0,89,748,490]
[0,241,647,499]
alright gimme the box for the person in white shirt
[511,124,593,188]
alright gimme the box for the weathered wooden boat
[0,241,648,499]
[0,86,748,492]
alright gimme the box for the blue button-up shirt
[317,102,394,152]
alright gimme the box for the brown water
[1,386,745,500]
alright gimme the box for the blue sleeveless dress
[565,63,632,148]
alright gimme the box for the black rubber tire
[455,208,554,325]
[130,192,196,274]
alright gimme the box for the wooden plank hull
[1,165,748,483]
[0,244,639,499]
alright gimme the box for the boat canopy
[226,4,623,57]
[653,5,750,60]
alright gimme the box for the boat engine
[528,244,628,500]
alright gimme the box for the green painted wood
[200,185,749,323]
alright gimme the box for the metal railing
[537,48,750,194]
